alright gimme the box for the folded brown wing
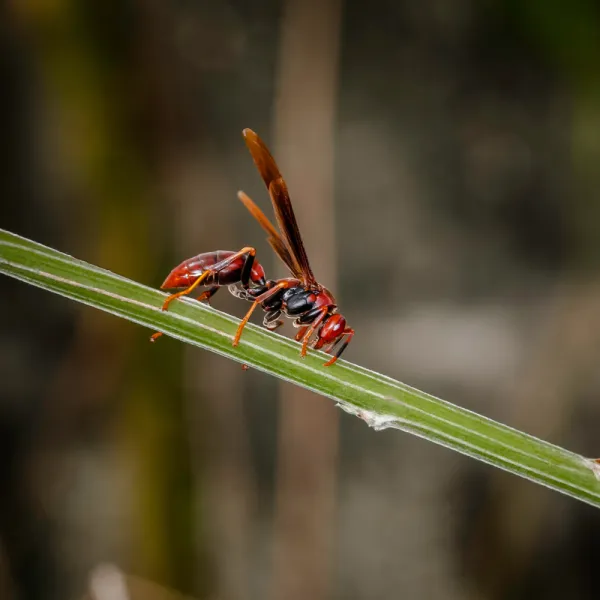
[237,191,303,278]
[242,128,316,286]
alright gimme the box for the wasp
[152,129,353,366]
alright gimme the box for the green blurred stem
[2,227,600,508]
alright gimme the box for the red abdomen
[161,250,263,289]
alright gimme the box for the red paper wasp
[151,128,353,366]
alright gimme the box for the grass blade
[2,228,600,507]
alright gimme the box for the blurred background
[2,0,600,598]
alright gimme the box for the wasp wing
[237,191,303,278]
[242,128,316,286]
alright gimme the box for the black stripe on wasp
[151,128,354,366]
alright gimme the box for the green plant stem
[2,228,600,507]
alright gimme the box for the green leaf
[2,227,600,507]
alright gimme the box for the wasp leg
[323,328,355,367]
[239,247,258,289]
[294,325,309,341]
[264,309,284,331]
[299,307,329,358]
[150,277,213,343]
[197,286,219,305]
[161,270,211,311]
[149,285,219,343]
[233,280,298,347]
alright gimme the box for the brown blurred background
[2,1,600,599]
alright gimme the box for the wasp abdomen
[161,250,266,290]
